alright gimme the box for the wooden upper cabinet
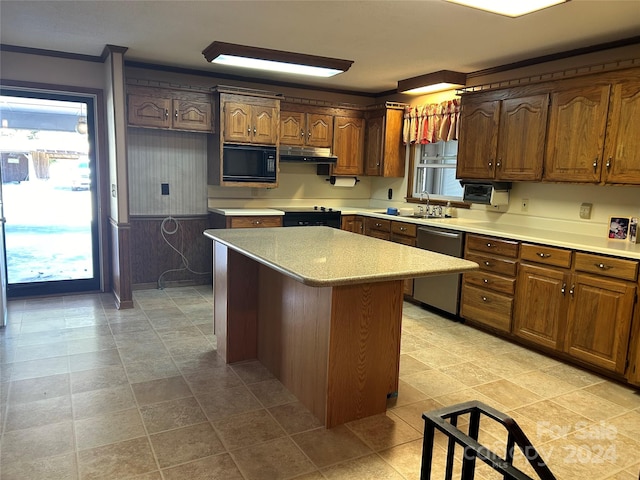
[128,95,171,129]
[280,111,333,148]
[364,114,384,176]
[172,99,212,132]
[364,106,405,177]
[602,79,640,184]
[544,85,611,182]
[332,116,364,176]
[222,97,278,145]
[456,100,500,179]
[496,94,549,181]
[127,89,212,132]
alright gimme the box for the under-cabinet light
[445,0,569,17]
[202,42,353,78]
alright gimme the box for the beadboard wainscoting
[127,128,209,216]
[130,216,212,288]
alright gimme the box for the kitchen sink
[373,211,445,219]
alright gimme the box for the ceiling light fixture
[202,42,353,78]
[397,70,467,95]
[445,0,569,17]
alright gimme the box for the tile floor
[0,286,639,480]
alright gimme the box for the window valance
[402,99,460,145]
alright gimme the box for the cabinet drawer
[463,271,516,295]
[465,252,518,277]
[365,217,391,233]
[391,234,416,247]
[391,221,417,237]
[229,216,282,228]
[466,235,519,258]
[461,284,513,333]
[520,243,572,268]
[574,253,638,281]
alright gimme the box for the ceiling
[1,0,639,94]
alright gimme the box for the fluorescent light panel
[397,70,467,95]
[445,0,568,17]
[202,42,353,78]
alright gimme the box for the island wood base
[213,242,403,427]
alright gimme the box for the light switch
[580,202,592,219]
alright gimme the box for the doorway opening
[0,89,101,298]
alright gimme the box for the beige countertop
[209,208,284,216]
[207,207,640,260]
[204,226,479,287]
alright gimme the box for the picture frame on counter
[609,216,630,240]
[629,217,638,244]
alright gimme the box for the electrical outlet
[521,198,529,212]
[111,184,117,198]
[161,183,169,195]
[580,202,592,219]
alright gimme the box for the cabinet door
[544,85,610,182]
[456,100,500,179]
[514,264,568,350]
[602,80,640,184]
[332,116,364,175]
[172,99,212,132]
[128,95,171,128]
[223,102,253,143]
[565,274,635,373]
[280,111,305,146]
[252,105,278,144]
[496,94,548,181]
[364,114,384,176]
[307,113,333,148]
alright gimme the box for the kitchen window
[412,140,462,200]
[403,99,464,203]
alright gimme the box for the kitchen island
[204,226,478,427]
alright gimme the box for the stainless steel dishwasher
[414,226,465,316]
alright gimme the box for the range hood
[279,146,337,164]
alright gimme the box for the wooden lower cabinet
[364,217,391,240]
[209,212,283,229]
[565,274,636,374]
[514,263,569,350]
[461,234,519,333]
[340,215,364,234]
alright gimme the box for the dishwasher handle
[417,227,462,239]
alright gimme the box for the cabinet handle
[253,220,261,225]
[537,252,551,258]
[308,130,312,138]
[483,278,489,284]
[399,227,407,232]
[253,127,257,135]
[247,125,251,134]
[593,157,598,170]
[496,159,502,168]
[375,223,382,227]
[561,283,566,295]
[488,161,493,168]
[300,130,304,138]
[606,157,612,169]
[569,284,575,296]
[165,109,169,119]
[486,242,493,247]
[484,261,491,267]
[594,262,613,270]
[481,296,489,302]
[174,109,178,119]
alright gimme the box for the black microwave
[222,144,277,183]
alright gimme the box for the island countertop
[204,226,478,287]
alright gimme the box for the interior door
[0,90,101,297]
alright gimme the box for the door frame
[0,80,110,297]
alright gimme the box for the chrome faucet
[420,190,430,217]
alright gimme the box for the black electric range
[279,206,341,228]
